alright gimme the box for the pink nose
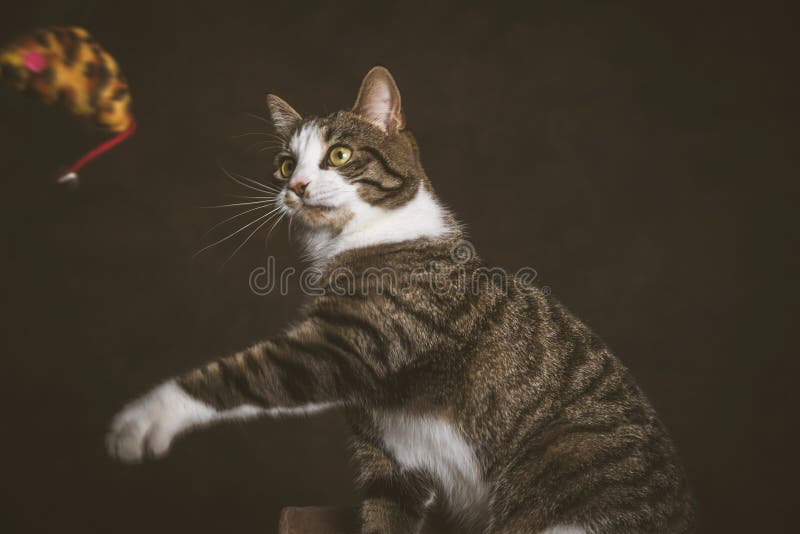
[290,179,309,197]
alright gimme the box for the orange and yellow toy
[0,26,136,184]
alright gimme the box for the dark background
[0,1,795,532]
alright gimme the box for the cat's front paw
[106,381,215,463]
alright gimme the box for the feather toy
[0,26,136,184]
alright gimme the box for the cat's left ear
[267,94,302,139]
[353,66,405,135]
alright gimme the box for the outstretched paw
[106,381,215,463]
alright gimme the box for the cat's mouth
[283,191,337,212]
[282,191,351,230]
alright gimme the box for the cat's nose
[290,179,309,198]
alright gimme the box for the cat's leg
[484,424,693,534]
[107,316,386,462]
[350,421,435,534]
[106,380,260,462]
[483,444,587,534]
[487,523,588,534]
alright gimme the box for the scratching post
[279,507,358,534]
[278,506,446,533]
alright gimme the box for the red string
[67,119,137,174]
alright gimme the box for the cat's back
[457,280,695,532]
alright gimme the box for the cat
[107,66,695,534]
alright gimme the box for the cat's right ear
[353,66,405,135]
[266,94,302,139]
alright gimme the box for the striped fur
[107,67,695,533]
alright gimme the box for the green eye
[280,159,295,178]
[328,145,352,167]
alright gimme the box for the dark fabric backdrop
[0,1,795,533]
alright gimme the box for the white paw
[106,381,216,463]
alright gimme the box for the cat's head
[267,67,451,261]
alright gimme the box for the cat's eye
[328,145,352,167]
[279,158,295,178]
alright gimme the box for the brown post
[278,506,446,533]
[278,507,359,534]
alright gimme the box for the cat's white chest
[372,410,489,522]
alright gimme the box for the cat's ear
[266,94,302,139]
[352,66,405,135]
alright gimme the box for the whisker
[223,210,283,266]
[203,203,281,238]
[199,200,272,209]
[246,126,286,144]
[234,177,281,193]
[229,170,281,193]
[193,209,278,258]
[246,140,282,153]
[264,211,286,247]
[226,194,277,200]
[245,112,271,125]
[218,163,274,195]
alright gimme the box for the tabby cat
[107,67,694,533]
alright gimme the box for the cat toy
[0,26,136,184]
